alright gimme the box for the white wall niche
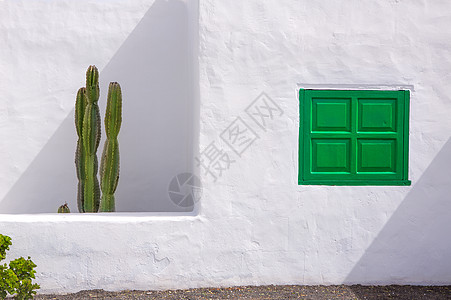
[0,0,200,214]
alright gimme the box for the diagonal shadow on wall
[0,0,199,213]
[345,138,451,289]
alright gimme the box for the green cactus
[82,65,101,213]
[75,87,87,212]
[100,82,122,212]
[74,66,123,213]
[57,203,71,213]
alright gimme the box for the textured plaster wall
[1,0,451,293]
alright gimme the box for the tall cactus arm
[104,82,122,139]
[100,82,122,212]
[75,88,88,137]
[86,65,100,103]
[100,139,120,212]
[75,140,85,212]
[82,65,101,213]
[75,87,87,212]
[83,103,101,212]
[83,103,102,155]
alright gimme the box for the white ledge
[0,212,201,223]
[297,83,415,91]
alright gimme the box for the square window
[298,89,411,186]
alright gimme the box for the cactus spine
[82,66,101,212]
[100,82,122,212]
[57,203,71,213]
[75,88,87,212]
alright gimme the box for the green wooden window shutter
[298,89,411,186]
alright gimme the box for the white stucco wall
[1,0,451,293]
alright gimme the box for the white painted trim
[297,83,415,91]
[0,213,199,222]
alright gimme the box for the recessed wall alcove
[0,0,199,214]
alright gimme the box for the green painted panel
[312,99,351,132]
[312,139,350,172]
[357,139,396,172]
[359,99,396,132]
[298,89,410,186]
